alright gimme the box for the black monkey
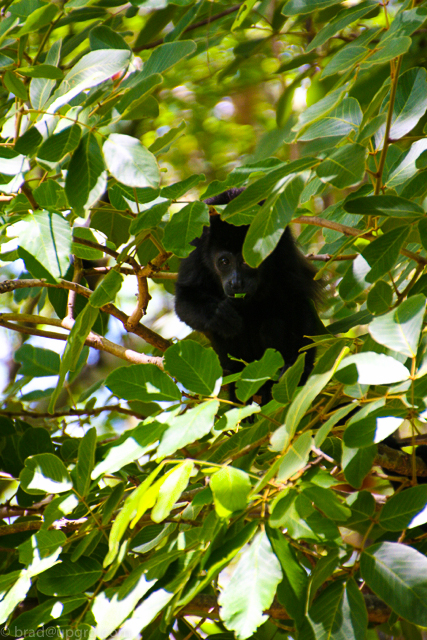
[174,189,322,400]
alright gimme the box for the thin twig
[0,404,146,420]
[0,278,170,351]
[0,314,164,367]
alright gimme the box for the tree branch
[0,404,147,421]
[376,443,427,477]
[0,314,164,367]
[0,278,171,351]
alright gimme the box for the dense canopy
[1,0,427,638]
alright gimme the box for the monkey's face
[212,249,260,298]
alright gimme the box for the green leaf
[74,428,96,497]
[18,427,54,460]
[236,349,284,403]
[12,596,86,633]
[277,431,312,481]
[242,174,305,267]
[164,340,222,396]
[361,36,412,69]
[18,64,63,79]
[267,528,308,623]
[361,542,427,626]
[370,294,426,357]
[306,1,377,52]
[314,403,355,448]
[343,401,403,448]
[47,49,131,115]
[149,120,186,154]
[106,364,181,403]
[116,74,163,117]
[91,571,159,640]
[283,0,342,16]
[367,280,393,315]
[316,144,366,188]
[293,83,351,133]
[299,97,363,141]
[141,41,197,78]
[129,201,170,236]
[65,133,106,216]
[4,71,27,100]
[72,227,104,260]
[336,352,410,385]
[14,127,43,155]
[302,485,351,521]
[33,181,67,211]
[37,557,102,596]
[305,578,367,640]
[16,2,57,35]
[388,67,427,140]
[223,158,317,216]
[38,125,82,163]
[387,138,427,187]
[163,201,209,257]
[90,269,123,308]
[151,461,194,523]
[161,174,205,200]
[344,194,424,218]
[342,444,376,488]
[283,342,347,443]
[339,255,371,301]
[89,25,130,51]
[362,226,409,283]
[15,344,60,377]
[91,209,131,248]
[157,399,220,458]
[379,486,427,531]
[103,134,160,189]
[49,304,99,413]
[272,353,306,404]
[219,531,282,639]
[30,39,61,111]
[17,211,72,283]
[210,467,251,518]
[92,423,165,479]
[20,453,73,495]
[322,45,368,79]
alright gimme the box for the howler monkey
[174,189,323,399]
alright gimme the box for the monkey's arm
[175,283,242,338]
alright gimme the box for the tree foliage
[1,0,427,638]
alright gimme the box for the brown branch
[83,266,178,280]
[67,257,83,321]
[72,236,140,270]
[0,404,147,421]
[179,594,390,625]
[0,278,171,351]
[376,443,427,477]
[20,183,38,210]
[293,218,427,267]
[134,4,243,51]
[0,314,164,367]
[126,272,150,330]
[292,216,369,238]
[307,253,358,262]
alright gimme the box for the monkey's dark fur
[175,189,322,395]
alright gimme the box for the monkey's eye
[218,257,230,267]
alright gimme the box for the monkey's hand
[208,299,243,337]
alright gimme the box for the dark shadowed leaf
[361,542,427,626]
